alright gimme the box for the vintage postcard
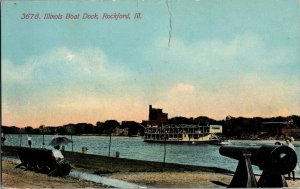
[1,0,300,188]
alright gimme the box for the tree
[193,116,216,125]
[122,121,144,136]
[102,120,120,134]
[95,121,104,134]
[167,117,192,125]
[24,126,34,134]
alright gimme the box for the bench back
[17,147,58,170]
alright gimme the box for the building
[143,105,168,126]
[260,122,288,136]
[260,120,300,139]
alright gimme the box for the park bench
[15,147,71,176]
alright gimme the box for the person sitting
[51,145,71,176]
[52,145,64,161]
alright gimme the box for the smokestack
[149,105,152,120]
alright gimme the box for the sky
[2,0,300,128]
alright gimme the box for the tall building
[147,105,168,126]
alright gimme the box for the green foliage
[122,121,143,136]
[102,120,120,134]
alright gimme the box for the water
[4,134,300,176]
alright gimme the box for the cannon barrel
[219,145,297,175]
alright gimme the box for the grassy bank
[3,145,300,188]
[2,160,107,188]
[2,145,232,175]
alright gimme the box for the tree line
[1,115,300,139]
[1,120,144,137]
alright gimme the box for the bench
[15,147,71,176]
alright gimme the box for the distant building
[260,120,300,139]
[260,122,288,136]
[143,105,168,127]
[281,119,300,139]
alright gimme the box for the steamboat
[144,124,222,144]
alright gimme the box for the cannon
[219,145,297,188]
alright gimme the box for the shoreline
[3,158,300,188]
[2,145,233,174]
[3,132,300,139]
[2,145,300,188]
[2,159,232,188]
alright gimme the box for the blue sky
[2,0,300,127]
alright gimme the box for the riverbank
[2,145,232,174]
[2,145,300,188]
[2,159,232,188]
[2,145,234,188]
[3,159,300,188]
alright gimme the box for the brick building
[143,105,168,126]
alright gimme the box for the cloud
[66,52,75,61]
[2,47,134,90]
[170,83,195,94]
[150,33,289,71]
[142,33,300,119]
[153,75,300,119]
[2,34,300,127]
[2,59,33,84]
[34,47,107,78]
[3,47,110,85]
[2,47,139,126]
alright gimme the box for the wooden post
[42,125,45,148]
[108,133,112,157]
[71,134,73,152]
[163,136,167,163]
[42,133,45,147]
[20,133,22,146]
[19,128,24,146]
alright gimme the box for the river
[3,134,300,176]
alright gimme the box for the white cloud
[2,47,137,126]
[154,75,300,119]
[142,34,300,119]
[170,83,195,94]
[148,33,290,73]
[2,59,33,83]
[40,47,107,75]
[66,52,75,61]
[2,34,300,126]
[2,47,127,87]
